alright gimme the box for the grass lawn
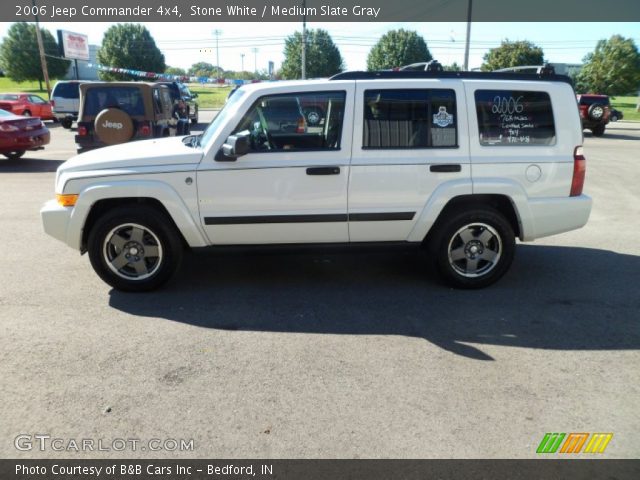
[610,96,640,122]
[0,77,233,109]
[0,77,51,94]
[188,84,232,109]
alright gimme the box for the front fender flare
[66,180,208,250]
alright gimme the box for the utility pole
[240,53,245,72]
[213,29,222,79]
[32,0,51,98]
[252,48,258,74]
[301,0,307,79]
[463,0,473,71]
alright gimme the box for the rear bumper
[53,112,77,120]
[524,195,592,241]
[0,130,50,151]
[41,199,74,248]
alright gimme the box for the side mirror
[218,132,250,161]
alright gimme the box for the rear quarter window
[475,90,556,146]
[52,82,80,99]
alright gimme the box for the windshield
[198,89,246,147]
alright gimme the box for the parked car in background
[156,81,199,124]
[51,80,87,129]
[0,109,50,159]
[576,94,610,136]
[75,81,174,153]
[610,108,624,122]
[0,93,54,120]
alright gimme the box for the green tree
[366,29,431,71]
[576,35,640,96]
[165,66,186,76]
[97,24,165,80]
[280,29,344,79]
[481,40,544,71]
[188,62,219,78]
[444,62,462,72]
[0,22,70,89]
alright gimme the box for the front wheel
[429,207,515,289]
[61,117,73,129]
[88,206,183,292]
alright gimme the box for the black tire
[591,124,605,137]
[428,206,515,289]
[191,108,198,125]
[610,113,618,122]
[587,103,605,122]
[303,107,323,126]
[2,150,26,160]
[87,206,183,292]
[61,117,73,129]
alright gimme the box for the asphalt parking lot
[0,113,638,459]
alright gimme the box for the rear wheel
[591,124,605,137]
[61,117,73,129]
[2,150,26,160]
[88,206,183,292]
[429,207,515,289]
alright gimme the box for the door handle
[430,164,462,173]
[306,166,340,175]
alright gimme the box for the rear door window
[475,90,556,146]
[363,89,458,148]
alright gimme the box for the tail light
[77,125,87,136]
[0,123,19,132]
[296,117,306,133]
[138,122,151,136]
[570,146,586,197]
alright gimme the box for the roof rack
[329,70,573,85]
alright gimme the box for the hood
[60,136,203,173]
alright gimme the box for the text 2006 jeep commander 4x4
[41,66,592,291]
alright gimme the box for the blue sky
[1,22,638,72]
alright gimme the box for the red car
[0,92,54,120]
[0,109,50,159]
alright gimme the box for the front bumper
[41,199,74,248]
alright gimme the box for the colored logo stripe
[560,433,589,454]
[584,433,613,453]
[536,433,566,453]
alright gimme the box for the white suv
[41,69,592,291]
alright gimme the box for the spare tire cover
[94,108,134,145]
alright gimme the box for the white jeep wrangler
[41,69,592,291]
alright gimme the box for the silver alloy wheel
[447,222,502,278]
[103,223,163,281]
